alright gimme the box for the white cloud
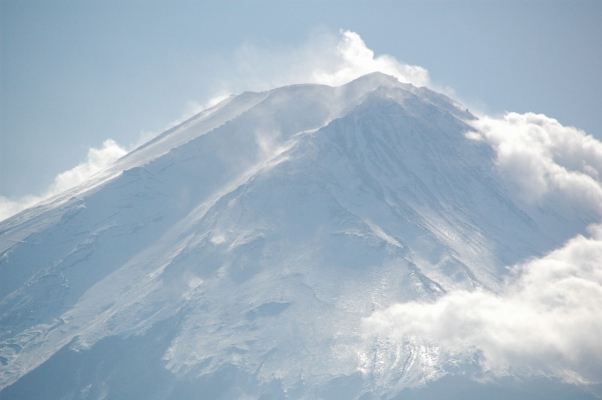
[0,139,127,222]
[216,29,430,95]
[363,225,602,382]
[50,139,127,193]
[0,195,42,223]
[309,30,430,87]
[468,112,602,215]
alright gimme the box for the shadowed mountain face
[0,73,592,399]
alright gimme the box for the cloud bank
[468,113,602,215]
[363,224,602,382]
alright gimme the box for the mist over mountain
[1,73,601,399]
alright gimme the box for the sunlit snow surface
[0,73,596,399]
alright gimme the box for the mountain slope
[0,73,590,399]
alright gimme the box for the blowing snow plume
[0,30,426,224]
[0,140,127,222]
[218,29,430,94]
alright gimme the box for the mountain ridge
[0,73,595,399]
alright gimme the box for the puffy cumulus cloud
[468,113,602,214]
[0,140,127,222]
[223,29,430,93]
[310,30,430,87]
[363,224,602,382]
[49,139,127,193]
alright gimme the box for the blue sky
[2,0,601,200]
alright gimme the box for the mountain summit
[0,73,595,399]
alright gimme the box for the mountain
[0,73,596,399]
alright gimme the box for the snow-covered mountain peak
[341,71,404,92]
[0,73,595,399]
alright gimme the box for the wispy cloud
[0,196,41,223]
[214,29,430,95]
[50,139,128,194]
[0,140,127,222]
